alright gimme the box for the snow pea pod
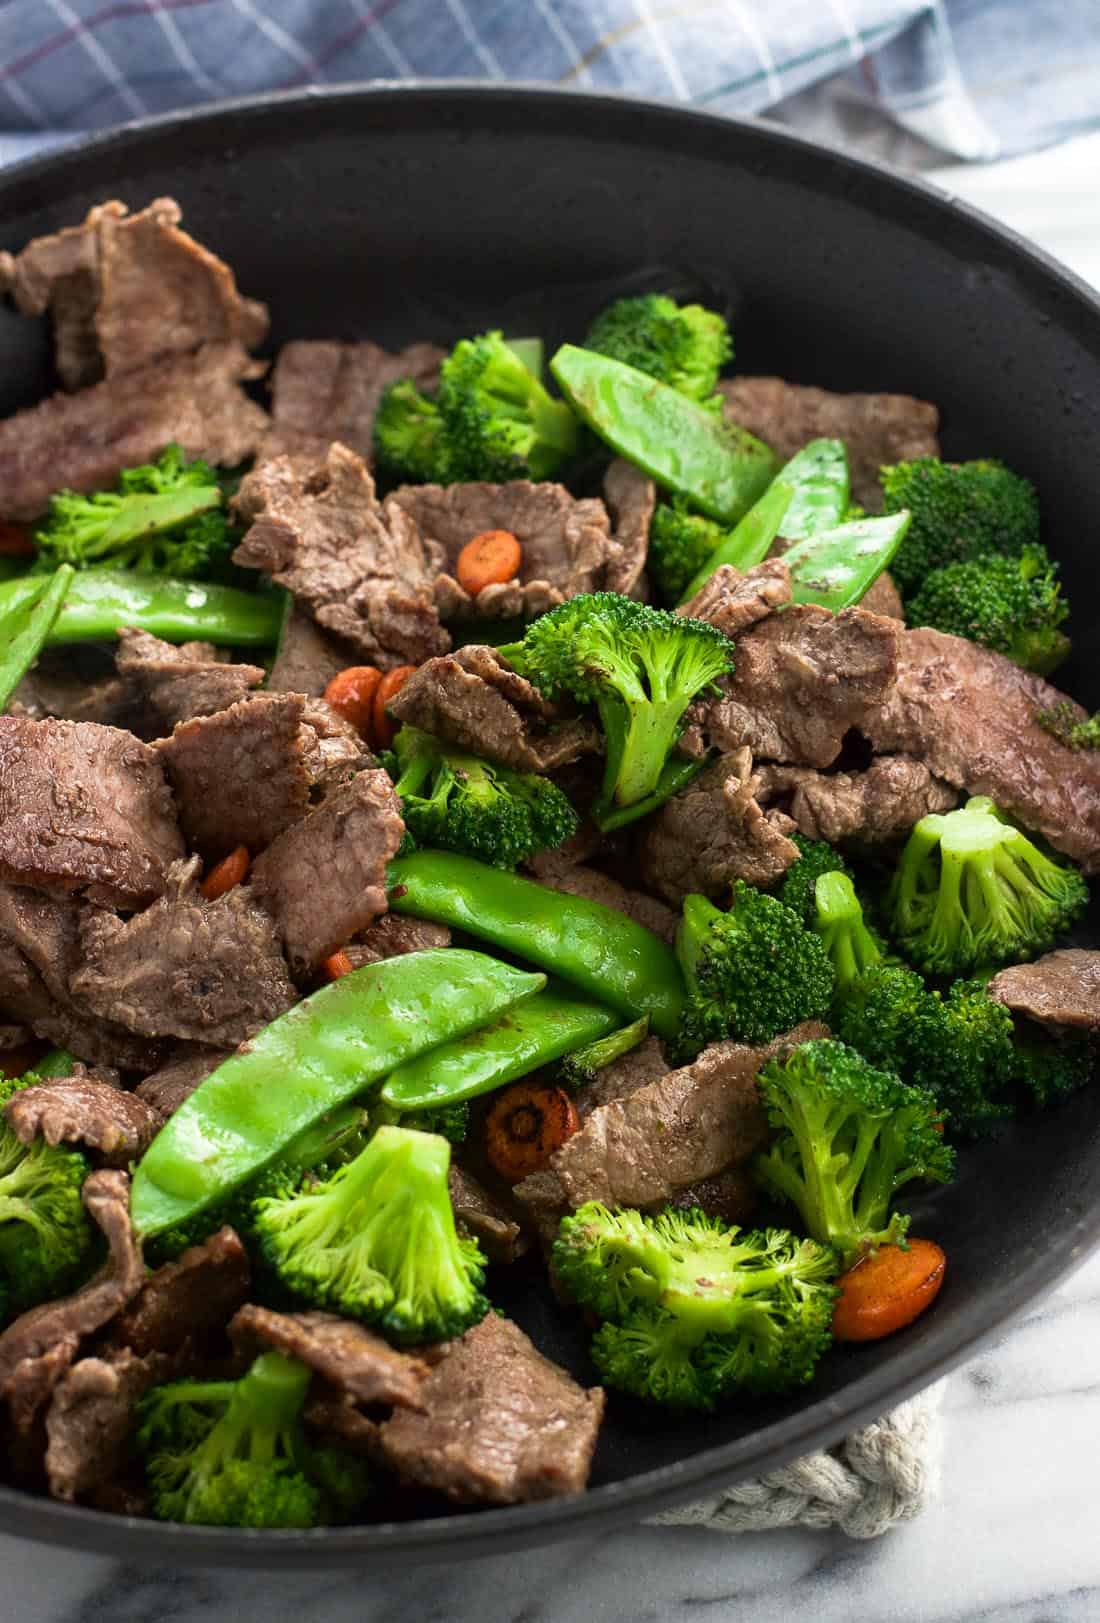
[774,439,849,540]
[550,345,777,525]
[131,949,545,1237]
[381,988,619,1111]
[0,570,282,648]
[0,564,73,710]
[784,511,912,612]
[678,480,793,604]
[387,852,686,1039]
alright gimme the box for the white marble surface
[5,130,1100,1623]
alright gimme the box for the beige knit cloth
[648,1383,943,1539]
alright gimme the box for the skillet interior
[0,84,1099,1568]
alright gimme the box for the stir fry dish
[0,198,1096,1527]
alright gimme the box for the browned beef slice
[602,458,655,598]
[679,560,792,637]
[640,748,800,905]
[230,1305,428,1411]
[304,1390,381,1457]
[0,1171,142,1434]
[344,914,451,969]
[116,629,264,732]
[448,1166,528,1265]
[859,571,905,622]
[0,342,270,522]
[297,696,369,794]
[527,851,677,943]
[671,1167,758,1226]
[388,644,600,772]
[391,480,613,620]
[250,769,405,975]
[379,1313,603,1504]
[232,443,450,668]
[988,950,1100,1033]
[134,1044,229,1121]
[265,604,357,698]
[265,339,444,462]
[12,647,148,732]
[1,206,106,389]
[864,627,1100,872]
[719,377,940,509]
[575,1036,671,1119]
[0,715,182,907]
[109,1229,251,1357]
[44,1346,171,1503]
[685,605,900,769]
[755,756,958,844]
[5,1070,161,1168]
[157,693,311,858]
[70,856,297,1045]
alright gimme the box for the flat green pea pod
[387,851,686,1039]
[131,949,545,1237]
[678,481,793,604]
[0,570,283,648]
[775,439,849,540]
[784,511,912,612]
[550,345,777,525]
[0,565,74,710]
[382,988,619,1112]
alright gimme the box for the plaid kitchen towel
[0,0,1098,173]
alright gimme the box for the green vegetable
[0,570,282,648]
[504,336,545,377]
[674,885,834,1056]
[438,330,578,481]
[254,1125,487,1343]
[585,755,705,834]
[559,1015,650,1089]
[553,1203,837,1409]
[648,500,733,604]
[583,293,732,409]
[387,725,579,870]
[779,833,853,926]
[381,987,619,1111]
[675,479,793,603]
[1013,1030,1095,1108]
[1035,702,1100,751]
[754,1038,954,1268]
[907,545,1070,675]
[888,795,1088,974]
[138,1350,370,1528]
[387,852,686,1039]
[510,592,732,821]
[880,456,1040,598]
[0,1068,93,1323]
[131,949,546,1238]
[813,871,883,996]
[550,345,777,524]
[781,510,912,612]
[777,439,850,540]
[373,379,457,485]
[0,564,73,711]
[396,1100,471,1143]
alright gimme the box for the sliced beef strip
[601,458,655,598]
[859,571,905,622]
[265,339,444,462]
[988,950,1100,1034]
[718,376,940,510]
[387,645,600,773]
[671,1167,758,1226]
[575,1036,670,1119]
[303,1390,382,1458]
[344,914,452,969]
[5,1069,161,1168]
[0,341,270,523]
[2,197,267,390]
[44,1346,173,1504]
[448,1166,528,1265]
[134,1044,229,1122]
[70,855,297,1046]
[232,442,450,669]
[678,560,792,637]
[755,756,959,845]
[116,629,264,733]
[230,1306,428,1411]
[0,1170,143,1434]
[11,649,148,733]
[640,747,800,906]
[250,769,405,976]
[378,1312,604,1505]
[265,604,358,699]
[108,1228,251,1358]
[297,696,369,795]
[683,605,900,770]
[526,851,677,943]
[864,627,1100,873]
[0,715,183,908]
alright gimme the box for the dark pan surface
[1,84,1099,1568]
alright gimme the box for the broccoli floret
[1035,702,1100,752]
[553,1203,836,1409]
[437,330,578,482]
[137,1350,370,1528]
[674,885,834,1057]
[888,795,1088,974]
[33,445,234,578]
[754,1038,954,1267]
[373,379,459,485]
[0,1070,93,1321]
[397,1101,470,1143]
[559,1015,650,1089]
[648,499,733,603]
[253,1125,488,1344]
[880,457,1040,599]
[513,592,733,821]
[813,870,884,996]
[779,833,853,926]
[1013,1030,1095,1109]
[583,294,732,409]
[907,545,1069,675]
[388,725,578,870]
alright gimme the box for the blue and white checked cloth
[0,0,1098,173]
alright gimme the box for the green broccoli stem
[598,693,691,808]
[0,570,282,649]
[591,754,704,832]
[223,1353,311,1462]
[63,486,222,563]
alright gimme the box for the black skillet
[1,84,1098,1568]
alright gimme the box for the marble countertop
[6,128,1100,1623]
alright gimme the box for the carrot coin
[200,845,250,900]
[323,666,382,743]
[372,665,417,751]
[456,529,522,596]
[485,1081,579,1182]
[322,950,355,981]
[832,1238,946,1342]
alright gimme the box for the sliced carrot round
[323,666,382,744]
[832,1238,946,1342]
[485,1081,579,1182]
[372,665,417,752]
[322,950,355,982]
[200,845,250,901]
[456,529,522,596]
